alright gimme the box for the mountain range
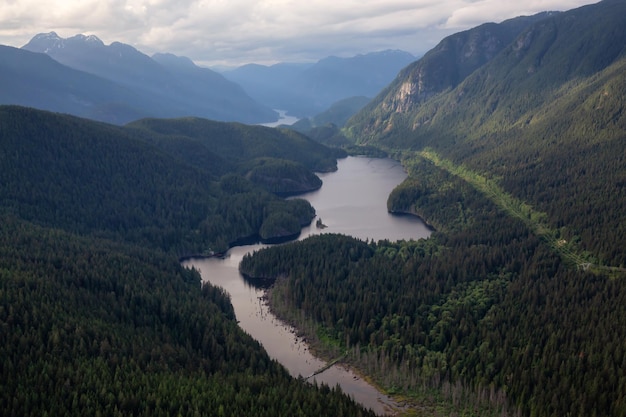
[238,1,626,416]
[1,33,416,125]
[222,50,416,117]
[9,32,277,124]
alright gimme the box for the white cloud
[0,0,598,66]
[442,0,598,29]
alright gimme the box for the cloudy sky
[1,0,597,68]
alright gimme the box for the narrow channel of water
[260,109,299,127]
[183,156,431,415]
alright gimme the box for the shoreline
[178,229,304,262]
[388,209,437,233]
[261,282,405,416]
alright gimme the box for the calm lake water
[260,109,299,127]
[183,156,431,415]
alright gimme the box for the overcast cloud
[0,0,597,67]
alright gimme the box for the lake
[183,156,431,415]
[260,109,299,127]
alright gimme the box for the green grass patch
[417,148,626,277]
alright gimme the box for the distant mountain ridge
[0,45,151,123]
[7,32,277,124]
[223,50,416,117]
[23,32,175,92]
[5,32,417,124]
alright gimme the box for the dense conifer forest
[241,1,626,416]
[241,159,626,416]
[0,215,376,416]
[0,105,375,416]
[0,106,328,254]
[2,1,626,415]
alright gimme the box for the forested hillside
[0,105,376,416]
[241,158,626,417]
[18,32,277,124]
[345,0,626,266]
[286,96,372,148]
[126,116,342,175]
[126,116,342,196]
[241,0,626,416]
[0,106,330,253]
[0,215,374,417]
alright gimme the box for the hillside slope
[346,0,626,265]
[13,32,277,124]
[0,106,327,253]
[126,116,341,174]
[0,45,151,123]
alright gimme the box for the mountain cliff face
[17,33,277,124]
[399,15,555,107]
[347,0,626,149]
[345,12,555,141]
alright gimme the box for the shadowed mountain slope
[12,32,277,124]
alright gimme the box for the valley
[242,1,626,415]
[185,156,431,416]
[1,0,625,416]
